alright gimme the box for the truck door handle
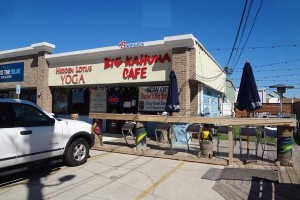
[20,131,32,135]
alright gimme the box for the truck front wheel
[65,138,89,166]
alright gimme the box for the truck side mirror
[50,118,55,126]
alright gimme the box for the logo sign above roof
[118,41,144,49]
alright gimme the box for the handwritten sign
[138,86,168,111]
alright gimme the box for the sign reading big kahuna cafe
[48,52,172,86]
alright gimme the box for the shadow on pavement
[0,159,75,200]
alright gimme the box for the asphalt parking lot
[0,150,224,200]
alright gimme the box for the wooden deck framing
[90,113,296,126]
[89,113,297,165]
[212,145,300,200]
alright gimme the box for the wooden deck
[89,113,297,165]
[213,144,300,200]
[92,133,300,169]
[92,135,230,165]
[93,134,290,166]
[213,178,300,200]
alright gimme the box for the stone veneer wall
[0,52,52,112]
[171,47,197,116]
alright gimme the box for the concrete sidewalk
[0,150,224,200]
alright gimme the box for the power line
[256,68,300,72]
[262,87,300,90]
[256,79,300,82]
[235,67,300,72]
[191,72,224,82]
[231,76,300,80]
[232,0,264,71]
[234,58,300,70]
[255,73,300,78]
[208,43,300,51]
[225,0,249,69]
[231,0,253,66]
[254,58,300,67]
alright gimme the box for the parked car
[0,98,93,170]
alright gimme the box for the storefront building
[0,34,226,133]
[0,43,55,112]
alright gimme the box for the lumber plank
[231,181,251,197]
[228,126,233,165]
[293,168,300,183]
[286,167,300,184]
[292,146,300,163]
[89,113,296,126]
[223,182,249,200]
[279,166,292,184]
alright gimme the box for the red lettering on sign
[131,56,139,66]
[140,67,147,78]
[104,53,170,80]
[104,58,113,69]
[104,57,122,69]
[76,65,92,73]
[61,75,65,85]
[123,67,147,80]
[107,53,171,69]
[125,56,132,66]
[56,67,74,74]
[60,74,85,85]
[161,53,171,62]
[114,57,122,67]
[72,74,78,83]
[139,55,147,66]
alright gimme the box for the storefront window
[0,90,36,103]
[71,91,85,114]
[20,90,36,103]
[52,89,89,115]
[52,90,68,114]
[0,91,8,98]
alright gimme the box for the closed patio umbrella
[165,70,180,153]
[236,61,262,159]
[165,70,180,114]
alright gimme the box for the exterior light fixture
[269,84,294,117]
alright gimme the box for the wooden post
[246,112,250,158]
[228,126,233,165]
[276,126,293,166]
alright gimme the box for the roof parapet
[0,42,55,59]
[46,34,196,63]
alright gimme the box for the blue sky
[1,0,300,97]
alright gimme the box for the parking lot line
[135,161,185,200]
[87,152,112,163]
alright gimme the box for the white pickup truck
[0,98,93,170]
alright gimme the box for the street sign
[16,85,21,95]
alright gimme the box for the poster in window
[123,101,131,108]
[52,90,68,114]
[90,90,107,113]
[138,86,168,111]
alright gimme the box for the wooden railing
[89,113,297,165]
[90,113,296,126]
